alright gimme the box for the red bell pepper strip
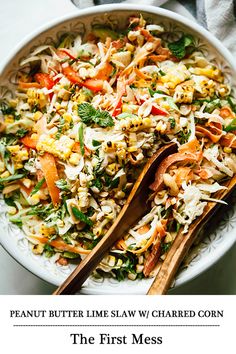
[140,99,168,116]
[35,73,54,90]
[62,65,104,92]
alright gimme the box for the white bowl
[0,4,236,294]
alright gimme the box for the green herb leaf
[78,102,96,125]
[55,179,70,191]
[92,139,101,147]
[0,173,25,184]
[224,118,236,132]
[30,177,45,196]
[168,117,176,129]
[91,178,102,191]
[78,102,114,127]
[161,242,172,254]
[15,128,28,138]
[78,122,85,155]
[71,206,93,227]
[93,110,114,127]
[168,34,195,59]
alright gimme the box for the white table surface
[0,0,236,295]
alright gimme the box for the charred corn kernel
[191,67,223,82]
[32,243,44,255]
[122,103,133,113]
[58,88,71,101]
[27,89,48,109]
[116,258,123,267]
[136,264,144,273]
[37,135,74,160]
[116,148,126,162]
[7,206,17,215]
[128,272,137,280]
[114,190,125,199]
[7,145,20,154]
[224,147,232,153]
[1,171,10,178]
[4,115,14,124]
[22,178,31,188]
[33,111,43,121]
[127,146,138,152]
[12,149,29,163]
[27,193,40,205]
[125,42,135,52]
[155,121,167,133]
[160,64,190,89]
[40,224,56,237]
[173,83,194,103]
[102,141,116,152]
[105,163,118,176]
[0,161,5,173]
[142,117,152,128]
[14,162,23,170]
[69,152,81,165]
[77,187,90,208]
[218,84,230,97]
[192,76,216,97]
[62,113,72,125]
[107,255,116,267]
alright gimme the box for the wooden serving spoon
[147,174,236,295]
[53,142,178,295]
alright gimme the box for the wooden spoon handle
[147,175,236,295]
[53,143,177,295]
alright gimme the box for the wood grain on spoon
[53,142,177,295]
[147,174,236,295]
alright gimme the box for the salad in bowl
[0,6,236,292]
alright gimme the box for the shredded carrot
[30,236,91,255]
[19,81,41,89]
[149,152,198,191]
[39,153,60,206]
[196,125,223,143]
[220,107,234,119]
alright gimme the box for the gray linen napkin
[72,0,236,55]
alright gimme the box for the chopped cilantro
[78,103,114,127]
[92,139,101,147]
[168,117,176,129]
[15,128,28,138]
[168,34,195,59]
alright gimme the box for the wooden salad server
[147,174,236,295]
[53,142,177,295]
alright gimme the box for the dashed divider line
[13,324,220,327]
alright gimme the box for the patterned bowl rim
[0,4,236,293]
